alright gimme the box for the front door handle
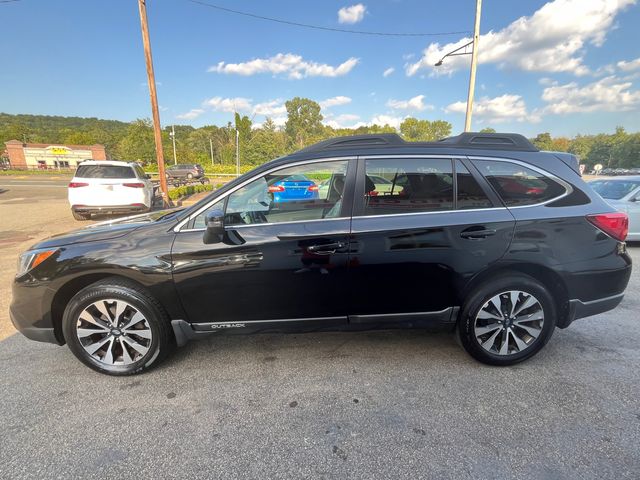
[460,227,497,240]
[307,242,346,254]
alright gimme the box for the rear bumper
[72,205,149,215]
[568,293,625,323]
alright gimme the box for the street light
[434,40,473,66]
[435,0,482,132]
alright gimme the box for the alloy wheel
[75,299,152,366]
[473,290,544,356]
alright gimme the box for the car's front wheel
[62,278,173,375]
[458,274,556,366]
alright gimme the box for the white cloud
[406,0,635,77]
[370,114,404,129]
[538,77,557,86]
[383,67,395,77]
[445,94,540,123]
[617,57,640,72]
[176,108,204,120]
[324,113,362,129]
[253,99,286,116]
[541,75,640,114]
[386,94,433,112]
[338,4,366,24]
[210,53,359,79]
[319,96,352,109]
[204,97,252,113]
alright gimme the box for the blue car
[268,174,319,202]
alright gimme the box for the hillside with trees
[1,99,638,170]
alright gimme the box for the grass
[0,169,74,176]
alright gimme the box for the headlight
[16,249,58,277]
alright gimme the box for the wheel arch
[459,263,571,328]
[50,273,153,344]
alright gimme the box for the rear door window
[75,165,136,179]
[361,158,454,216]
[473,160,566,206]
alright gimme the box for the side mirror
[203,209,225,244]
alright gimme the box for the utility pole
[235,128,240,177]
[464,0,482,132]
[137,0,169,206]
[209,138,214,166]
[170,125,177,165]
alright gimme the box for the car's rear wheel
[458,274,556,366]
[72,210,90,221]
[62,278,173,375]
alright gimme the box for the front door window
[193,160,348,228]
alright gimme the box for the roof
[295,132,539,155]
[588,175,640,181]
[76,160,134,166]
[4,140,105,149]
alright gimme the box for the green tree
[531,132,554,151]
[63,131,95,145]
[116,119,156,163]
[399,118,452,141]
[285,97,323,149]
[479,127,496,133]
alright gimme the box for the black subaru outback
[11,133,631,375]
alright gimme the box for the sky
[1,0,640,137]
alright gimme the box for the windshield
[75,165,136,179]
[590,180,640,200]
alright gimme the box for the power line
[185,0,470,37]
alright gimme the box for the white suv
[68,161,155,220]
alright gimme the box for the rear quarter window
[75,165,136,179]
[473,160,566,206]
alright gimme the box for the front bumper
[10,277,63,345]
[9,302,60,344]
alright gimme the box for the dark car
[11,133,631,375]
[166,163,204,180]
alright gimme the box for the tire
[72,210,90,221]
[62,277,174,375]
[187,173,193,180]
[458,274,556,366]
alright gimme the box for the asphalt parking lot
[1,177,639,479]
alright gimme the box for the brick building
[4,140,106,169]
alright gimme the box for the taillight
[587,212,629,241]
[307,185,319,192]
[68,182,89,188]
[268,185,285,193]
[123,182,145,188]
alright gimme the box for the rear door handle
[460,228,497,240]
[307,242,346,254]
